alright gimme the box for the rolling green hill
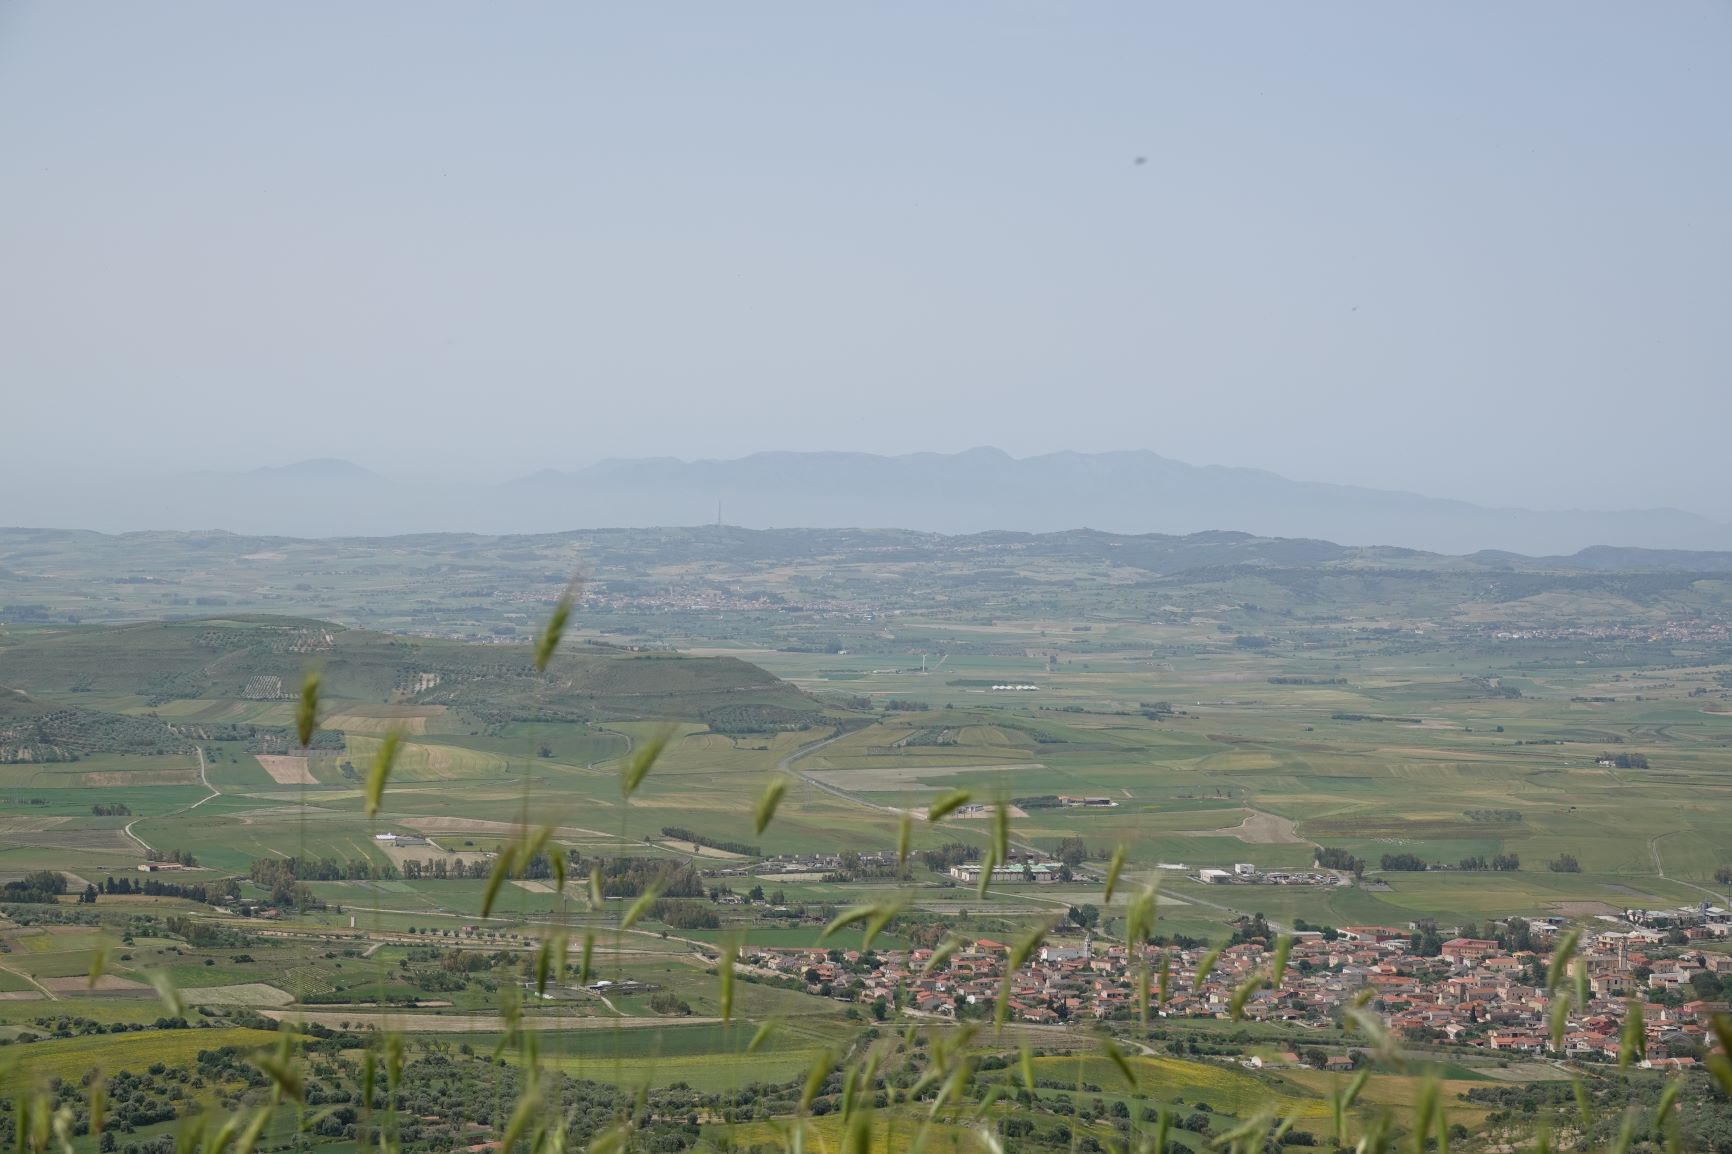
[0,616,815,726]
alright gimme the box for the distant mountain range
[7,448,1729,556]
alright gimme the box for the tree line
[660,825,761,858]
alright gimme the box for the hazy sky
[3,3,1728,515]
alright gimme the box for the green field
[2,529,1731,1151]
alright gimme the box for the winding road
[123,746,218,854]
[1647,831,1727,903]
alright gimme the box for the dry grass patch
[254,755,317,785]
[184,983,295,1007]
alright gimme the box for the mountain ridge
[6,449,1726,555]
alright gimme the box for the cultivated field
[1,529,1730,1151]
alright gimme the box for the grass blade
[720,938,737,1023]
[148,970,186,1020]
[533,578,580,671]
[1103,844,1126,904]
[925,789,972,823]
[295,672,321,749]
[621,729,668,798]
[922,936,963,975]
[754,777,788,835]
[621,884,662,929]
[1620,996,1645,1069]
[364,729,402,818]
[1193,943,1223,990]
[1101,1037,1137,1090]
[1546,928,1581,993]
[821,903,880,941]
[801,1049,838,1112]
[975,846,997,900]
[480,843,519,918]
[1270,932,1293,986]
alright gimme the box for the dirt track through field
[1181,808,1309,845]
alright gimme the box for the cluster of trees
[399,858,491,881]
[436,948,504,974]
[191,723,345,753]
[645,898,720,930]
[1290,919,1342,940]
[245,859,327,910]
[1,870,68,903]
[163,915,246,948]
[1467,1070,1732,1152]
[5,1026,733,1153]
[1315,847,1366,877]
[1460,918,1534,952]
[91,802,133,816]
[661,826,760,857]
[1382,852,1522,873]
[701,704,821,734]
[1548,853,1582,873]
[251,855,400,882]
[1066,904,1100,931]
[648,991,693,1015]
[1409,920,1447,957]
[919,843,980,873]
[102,875,239,904]
[144,848,198,866]
[570,854,706,900]
[1229,913,1274,944]
[1054,838,1090,868]
[884,699,929,711]
[1598,752,1650,769]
